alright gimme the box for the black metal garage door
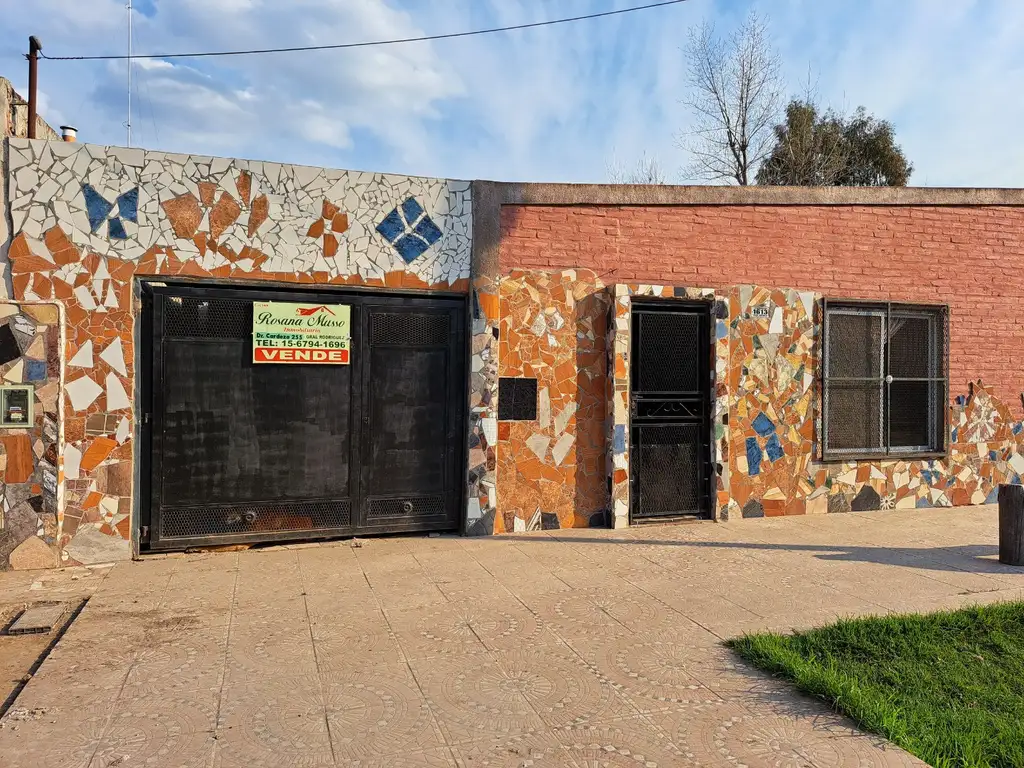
[139,282,466,551]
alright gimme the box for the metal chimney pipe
[27,36,42,140]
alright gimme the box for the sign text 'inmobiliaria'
[252,302,351,364]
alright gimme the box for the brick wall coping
[471,180,1024,280]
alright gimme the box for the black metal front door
[140,282,465,551]
[628,301,712,521]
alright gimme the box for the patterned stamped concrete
[3,506,1023,766]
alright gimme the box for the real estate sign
[252,301,351,364]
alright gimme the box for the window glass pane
[827,310,883,378]
[824,381,884,453]
[889,313,935,378]
[889,380,941,451]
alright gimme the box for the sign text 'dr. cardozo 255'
[252,302,351,364]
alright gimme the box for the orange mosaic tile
[161,194,203,239]
[79,437,117,473]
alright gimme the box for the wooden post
[27,37,42,140]
[997,484,1024,566]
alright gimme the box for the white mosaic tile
[66,375,103,411]
[99,338,127,376]
[105,373,131,411]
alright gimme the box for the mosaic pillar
[465,278,499,535]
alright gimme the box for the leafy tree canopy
[756,100,913,186]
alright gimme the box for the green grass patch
[728,601,1024,768]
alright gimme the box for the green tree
[757,100,913,186]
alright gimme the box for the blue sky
[1,0,1022,185]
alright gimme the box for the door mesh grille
[367,495,445,520]
[633,424,702,518]
[159,501,352,539]
[163,296,251,339]
[370,312,449,346]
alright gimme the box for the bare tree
[679,11,784,185]
[607,152,667,184]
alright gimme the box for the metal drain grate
[8,603,68,635]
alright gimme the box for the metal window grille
[822,299,948,460]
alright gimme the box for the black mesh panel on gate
[634,312,700,393]
[633,424,702,518]
[160,501,352,539]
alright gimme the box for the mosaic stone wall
[729,285,1024,516]
[0,303,61,570]
[607,284,732,527]
[466,277,499,536]
[495,270,609,532]
[4,138,473,561]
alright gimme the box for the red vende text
[253,347,349,364]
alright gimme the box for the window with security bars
[822,300,947,459]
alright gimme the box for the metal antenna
[126,0,133,146]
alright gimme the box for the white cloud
[0,0,1021,185]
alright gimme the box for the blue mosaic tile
[716,320,727,340]
[116,188,139,222]
[751,412,775,437]
[401,196,425,225]
[990,450,999,461]
[613,424,625,454]
[745,436,762,476]
[985,487,1000,504]
[108,217,128,240]
[82,183,113,233]
[765,433,784,462]
[24,359,46,382]
[393,234,430,264]
[916,497,933,508]
[414,215,443,246]
[1014,423,1023,435]
[376,209,405,242]
[377,197,442,263]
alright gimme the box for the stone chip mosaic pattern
[0,303,61,570]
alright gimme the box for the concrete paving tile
[309,610,404,671]
[231,595,309,622]
[449,732,571,768]
[554,718,691,767]
[11,663,128,714]
[567,630,726,713]
[0,705,110,768]
[388,603,493,660]
[647,700,864,767]
[95,689,217,768]
[225,619,318,678]
[496,647,642,728]
[336,747,457,768]
[122,627,228,693]
[408,652,547,745]
[321,665,446,760]
[215,674,334,768]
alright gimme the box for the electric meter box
[0,385,34,428]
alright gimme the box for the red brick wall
[499,204,1024,408]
